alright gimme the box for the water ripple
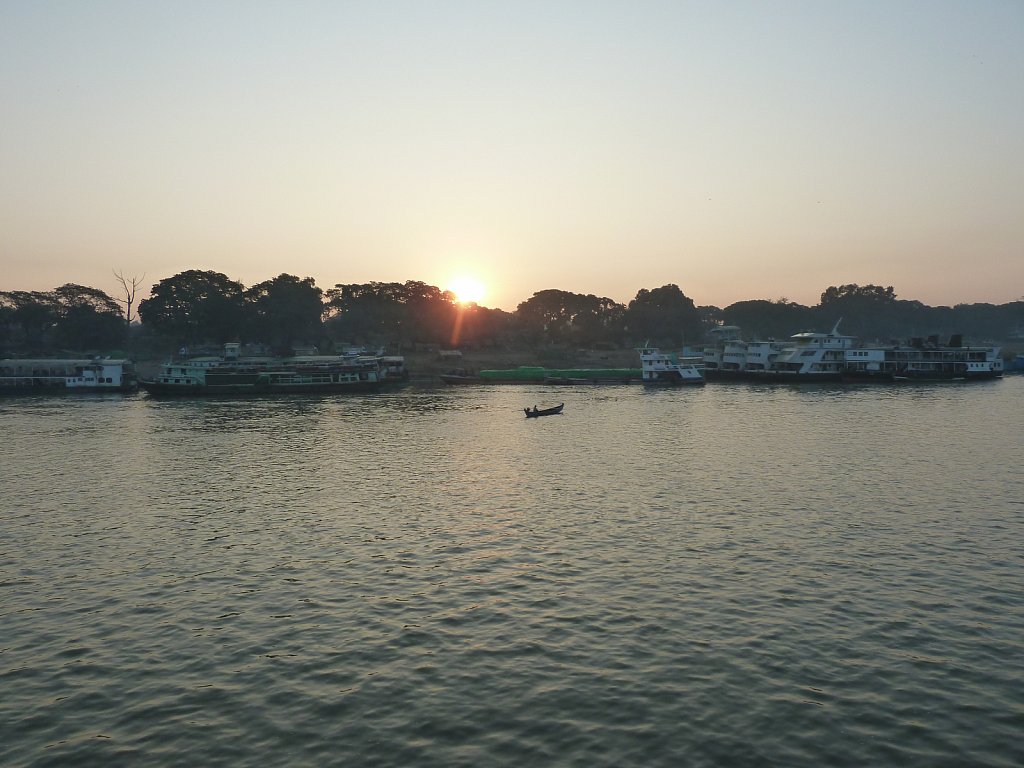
[2,382,1024,766]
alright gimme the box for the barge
[0,358,138,395]
[703,325,1002,383]
[140,344,388,396]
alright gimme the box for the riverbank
[131,346,641,383]
[401,347,639,384]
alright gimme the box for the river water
[2,378,1023,767]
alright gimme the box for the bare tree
[113,269,145,325]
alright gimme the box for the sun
[447,275,487,305]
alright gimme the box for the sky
[2,1,1022,312]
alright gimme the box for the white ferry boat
[701,325,741,376]
[637,346,705,386]
[703,325,1003,383]
[766,322,857,381]
[844,335,1003,381]
[742,340,786,374]
[702,327,787,379]
[703,322,851,382]
[0,358,138,395]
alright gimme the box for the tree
[325,282,404,343]
[0,285,125,352]
[0,293,14,351]
[52,283,122,316]
[138,270,247,345]
[398,280,458,345]
[624,284,702,346]
[721,299,814,340]
[451,304,515,348]
[325,280,460,347]
[819,284,897,306]
[572,295,626,345]
[246,274,324,352]
[51,284,125,350]
[514,290,565,343]
[113,269,145,325]
[513,289,625,346]
[947,302,1009,341]
[816,284,900,340]
[0,290,59,350]
[698,305,724,328]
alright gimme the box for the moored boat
[703,324,1003,383]
[701,326,783,380]
[637,346,705,385]
[375,355,409,385]
[843,335,1003,382]
[750,322,853,382]
[0,358,138,395]
[439,369,484,384]
[703,321,852,382]
[139,346,385,396]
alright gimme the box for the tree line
[2,271,1023,356]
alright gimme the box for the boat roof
[789,330,856,339]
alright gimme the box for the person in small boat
[532,405,538,413]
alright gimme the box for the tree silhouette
[113,269,145,325]
[138,270,246,346]
[625,284,701,346]
[0,291,58,350]
[51,284,125,350]
[325,281,460,347]
[514,289,626,346]
[6,271,1023,356]
[246,274,324,353]
[721,299,813,340]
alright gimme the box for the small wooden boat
[524,403,564,418]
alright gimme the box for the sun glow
[447,275,487,305]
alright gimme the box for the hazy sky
[2,1,1022,311]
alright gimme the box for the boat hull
[704,369,841,383]
[0,382,137,396]
[641,372,705,386]
[439,374,484,385]
[842,370,1002,383]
